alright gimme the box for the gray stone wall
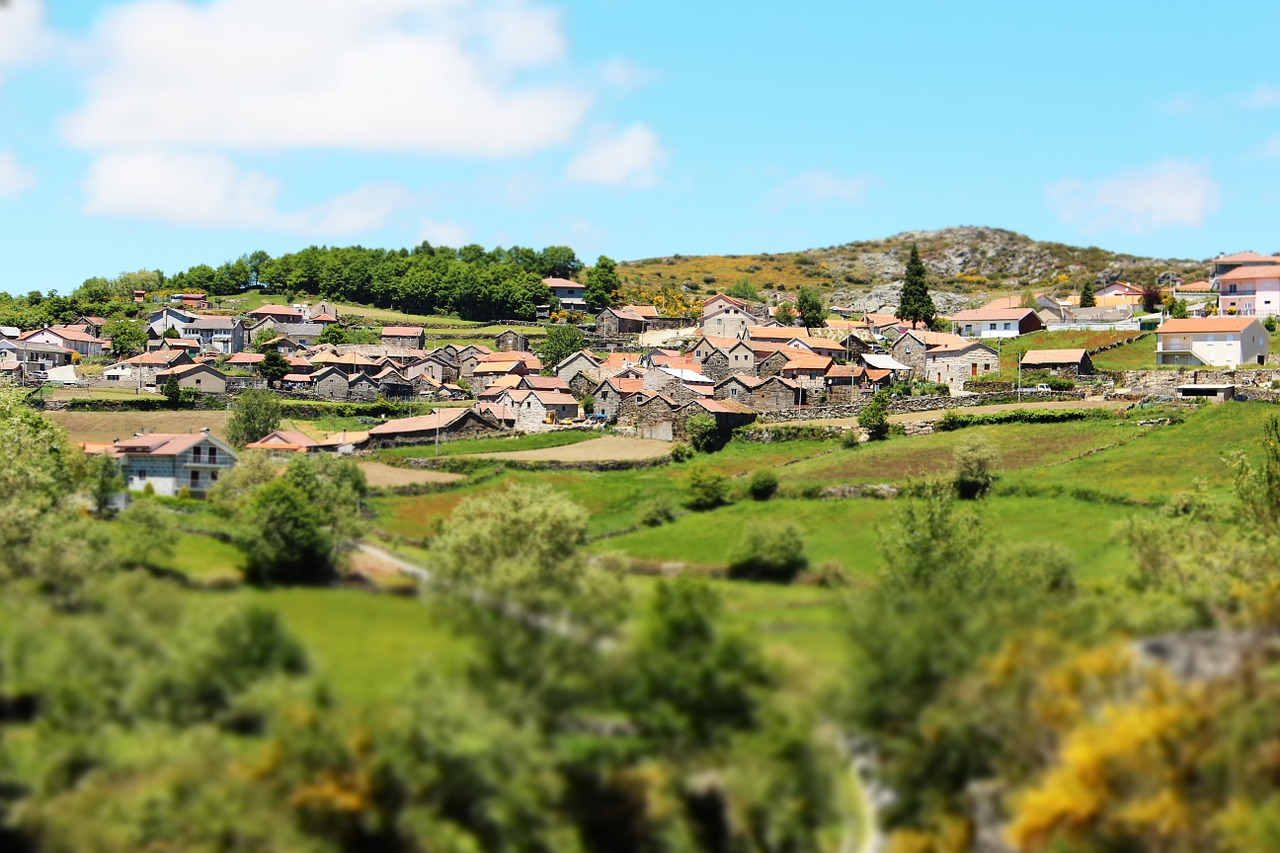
[754,389,1084,423]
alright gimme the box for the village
[2,250,1278,496]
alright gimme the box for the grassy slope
[995,330,1151,374]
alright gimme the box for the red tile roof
[1157,317,1263,334]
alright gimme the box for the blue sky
[1,0,1278,295]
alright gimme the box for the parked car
[1033,383,1052,392]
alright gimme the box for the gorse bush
[952,433,999,499]
[685,466,730,510]
[727,525,809,583]
[859,390,890,440]
[747,469,779,501]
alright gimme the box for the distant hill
[619,226,1212,315]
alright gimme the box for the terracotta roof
[248,304,303,317]
[474,402,516,424]
[111,432,224,457]
[369,409,470,436]
[605,376,647,395]
[473,361,522,374]
[316,430,369,447]
[622,304,660,319]
[245,430,319,451]
[599,352,642,370]
[899,330,968,348]
[1177,280,1215,292]
[382,325,423,336]
[826,363,856,378]
[155,362,221,378]
[704,293,749,309]
[1157,317,1263,334]
[715,373,764,389]
[522,375,571,391]
[542,277,582,289]
[782,354,833,371]
[227,352,265,364]
[926,340,998,355]
[747,326,802,341]
[1214,251,1278,264]
[1218,265,1280,283]
[485,374,524,390]
[281,373,314,382]
[1021,349,1088,365]
[310,313,338,322]
[950,308,1037,321]
[693,398,756,415]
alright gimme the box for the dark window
[191,470,201,485]
[208,446,217,463]
[192,446,202,462]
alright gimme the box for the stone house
[186,315,246,354]
[375,367,416,399]
[471,359,528,392]
[596,306,650,337]
[499,389,580,431]
[699,341,757,382]
[381,326,425,349]
[593,376,647,421]
[780,354,833,389]
[494,329,530,352]
[1019,349,1094,377]
[312,365,352,400]
[348,372,380,402]
[554,350,600,384]
[890,330,969,376]
[701,306,752,339]
[757,349,791,379]
[99,430,237,497]
[367,408,503,449]
[633,393,679,440]
[755,375,805,410]
[154,362,227,394]
[923,341,1000,392]
[411,352,459,384]
[569,370,601,400]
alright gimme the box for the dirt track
[358,462,465,487]
[465,435,672,462]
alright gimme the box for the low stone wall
[1111,369,1280,396]
[753,390,1082,423]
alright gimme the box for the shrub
[727,525,809,583]
[859,391,890,440]
[797,560,849,588]
[176,485,192,500]
[840,429,862,449]
[581,393,594,415]
[686,413,724,452]
[686,466,730,510]
[670,442,694,462]
[747,470,779,501]
[1267,317,1277,334]
[953,434,999,500]
[639,494,677,527]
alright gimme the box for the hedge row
[64,397,226,412]
[935,407,1113,431]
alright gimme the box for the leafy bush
[935,408,1111,432]
[685,466,730,510]
[727,525,809,583]
[670,442,694,462]
[840,429,862,449]
[859,391,890,440]
[686,413,724,452]
[747,470,779,501]
[953,434,999,500]
[639,494,677,527]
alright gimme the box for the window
[971,363,978,377]
[138,469,147,481]
[191,470,201,486]
[983,364,990,371]
[211,471,219,482]
[1003,323,1012,330]
[192,446,202,462]
[208,446,217,463]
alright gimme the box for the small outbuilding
[1020,348,1094,376]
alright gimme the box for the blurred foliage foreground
[6,378,1280,852]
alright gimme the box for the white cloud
[564,123,664,187]
[1047,159,1222,233]
[62,0,592,157]
[83,150,407,235]
[765,170,874,211]
[1252,135,1280,160]
[0,149,36,197]
[598,58,655,92]
[0,0,55,72]
[417,218,469,246]
[1242,84,1280,109]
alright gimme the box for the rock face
[835,282,970,316]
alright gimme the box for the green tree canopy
[227,390,281,448]
[256,349,290,387]
[796,286,828,329]
[1079,278,1097,307]
[584,256,621,310]
[102,318,147,358]
[315,324,349,345]
[897,244,937,326]
[539,325,586,368]
[239,479,338,586]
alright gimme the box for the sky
[1,0,1279,295]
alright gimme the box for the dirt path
[358,462,465,487]
[464,435,672,462]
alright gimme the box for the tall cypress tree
[897,245,936,326]
[1079,279,1097,308]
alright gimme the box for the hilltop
[619,226,1212,314]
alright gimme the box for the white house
[98,430,238,497]
[1155,317,1270,368]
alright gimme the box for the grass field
[995,329,1149,374]
[1091,334,1157,371]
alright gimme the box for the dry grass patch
[48,410,233,443]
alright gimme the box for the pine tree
[1079,279,1097,308]
[897,245,936,327]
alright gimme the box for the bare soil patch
[358,462,465,488]
[466,435,672,462]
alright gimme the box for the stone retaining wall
[753,390,1082,423]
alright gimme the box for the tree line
[0,242,620,329]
